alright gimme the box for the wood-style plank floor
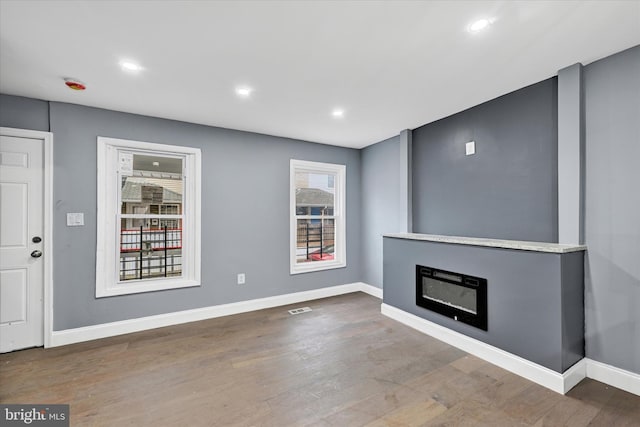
[1,293,638,426]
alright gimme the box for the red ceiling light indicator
[64,78,86,91]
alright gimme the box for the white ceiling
[1,1,638,148]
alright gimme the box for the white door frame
[0,127,53,348]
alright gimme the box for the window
[96,137,201,297]
[290,159,346,274]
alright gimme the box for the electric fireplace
[416,265,487,330]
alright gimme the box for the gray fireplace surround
[383,233,586,374]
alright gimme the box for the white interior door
[0,134,44,352]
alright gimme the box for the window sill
[290,260,346,275]
[96,278,200,298]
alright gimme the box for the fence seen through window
[118,153,184,281]
[120,226,182,281]
[296,219,335,262]
[294,170,336,263]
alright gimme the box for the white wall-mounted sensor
[465,141,476,156]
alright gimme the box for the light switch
[465,141,476,156]
[66,212,84,226]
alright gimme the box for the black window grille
[119,226,182,281]
[296,221,335,261]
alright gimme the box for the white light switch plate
[465,141,476,156]
[66,212,84,226]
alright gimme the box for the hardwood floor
[1,293,638,426]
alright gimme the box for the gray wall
[584,45,640,375]
[412,78,558,243]
[1,96,362,330]
[0,94,49,132]
[360,135,400,287]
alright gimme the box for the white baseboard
[563,359,588,394]
[49,282,380,348]
[359,282,383,299]
[381,303,586,395]
[585,358,640,396]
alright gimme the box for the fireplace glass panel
[422,278,477,314]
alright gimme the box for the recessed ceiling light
[152,161,160,166]
[468,18,492,33]
[332,109,345,118]
[120,60,143,72]
[235,86,253,97]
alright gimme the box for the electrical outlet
[237,273,246,285]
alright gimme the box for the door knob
[31,250,43,258]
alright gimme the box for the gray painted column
[558,64,585,244]
[399,129,412,233]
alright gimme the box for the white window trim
[96,137,201,297]
[290,159,346,274]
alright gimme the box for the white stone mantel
[383,233,587,254]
